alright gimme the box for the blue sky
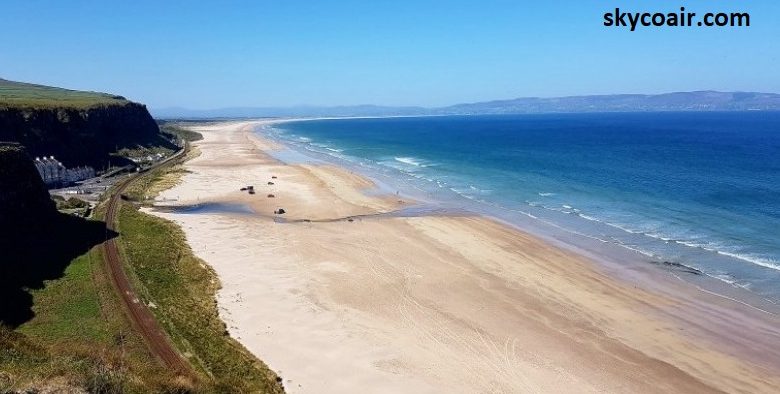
[1,1,778,108]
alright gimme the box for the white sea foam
[310,142,344,153]
[676,239,710,249]
[617,244,656,257]
[450,188,478,201]
[646,232,676,242]
[395,156,424,166]
[530,202,780,275]
[715,251,780,272]
[265,123,780,303]
[571,212,645,235]
[711,273,738,285]
[573,214,780,273]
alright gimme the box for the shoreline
[264,116,780,311]
[262,117,780,318]
[148,120,780,393]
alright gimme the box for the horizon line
[152,89,780,112]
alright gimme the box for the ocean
[261,113,780,304]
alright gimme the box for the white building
[34,156,95,185]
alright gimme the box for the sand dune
[147,120,780,393]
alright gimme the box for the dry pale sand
[148,121,780,393]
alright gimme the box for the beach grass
[0,134,281,392]
[113,147,284,393]
[122,147,199,202]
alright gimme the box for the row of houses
[34,156,96,186]
[129,152,167,164]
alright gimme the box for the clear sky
[1,1,778,109]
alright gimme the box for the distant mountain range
[152,104,426,119]
[152,91,780,119]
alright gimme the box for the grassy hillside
[1,140,285,393]
[0,146,170,392]
[117,177,285,392]
[159,122,205,143]
[0,78,129,109]
[1,246,174,393]
[0,78,175,168]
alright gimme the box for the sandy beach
[147,120,780,393]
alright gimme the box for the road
[101,148,192,375]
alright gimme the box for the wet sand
[147,120,780,393]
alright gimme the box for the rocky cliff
[0,78,174,169]
[0,102,172,168]
[0,142,109,328]
[0,143,56,226]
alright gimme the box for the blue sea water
[262,113,780,302]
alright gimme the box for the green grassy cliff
[0,78,130,109]
[0,78,175,169]
[0,83,285,392]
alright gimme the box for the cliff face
[0,143,55,225]
[0,143,110,327]
[0,102,171,168]
[0,80,161,328]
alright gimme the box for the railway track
[101,149,192,375]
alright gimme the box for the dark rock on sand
[651,260,702,275]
